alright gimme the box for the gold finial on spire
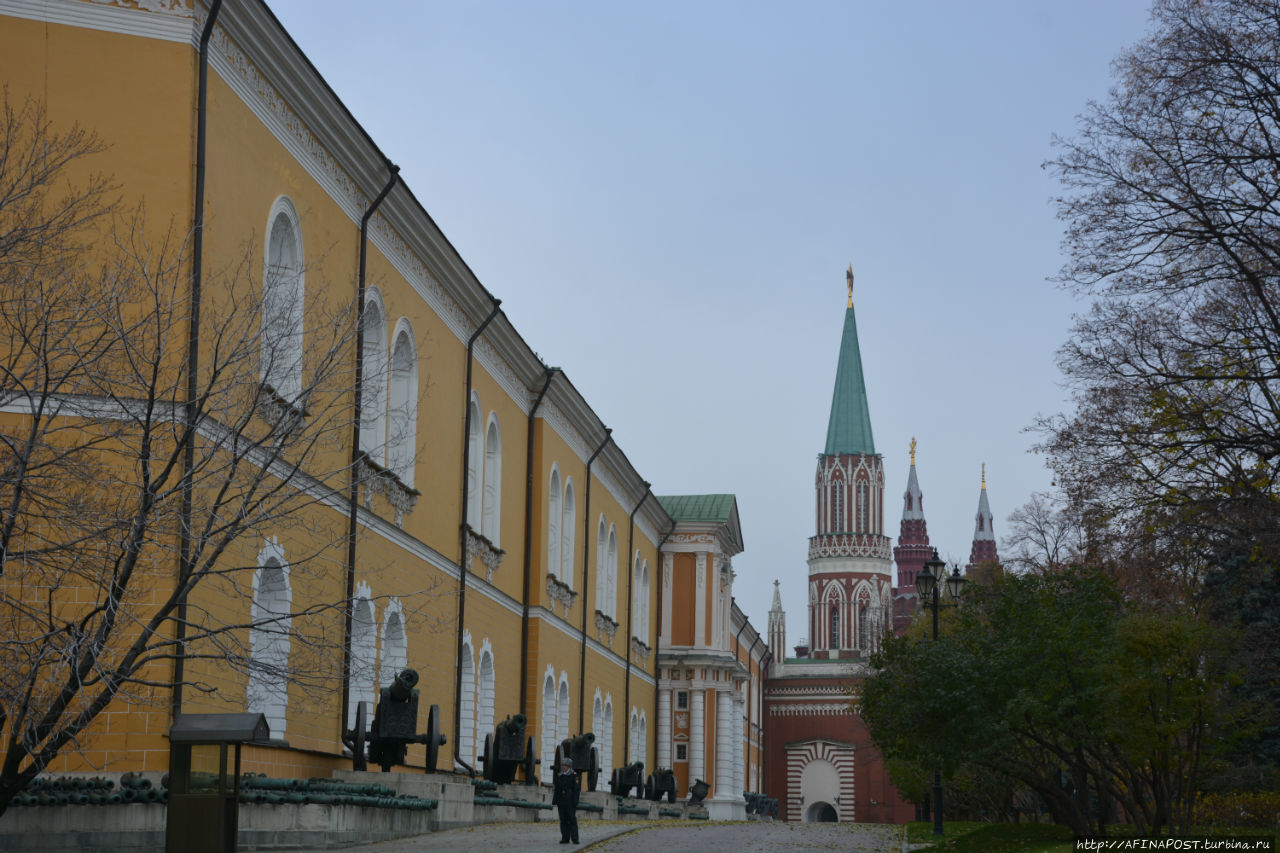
[909,437,917,466]
[981,462,986,490]
[846,264,854,308]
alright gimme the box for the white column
[715,690,732,798]
[657,686,672,769]
[694,553,706,648]
[689,689,704,790]
[733,693,745,797]
[660,554,673,647]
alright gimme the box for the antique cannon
[687,777,709,805]
[644,767,677,803]
[609,761,644,797]
[343,668,447,772]
[478,713,539,785]
[554,732,599,791]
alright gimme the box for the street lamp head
[917,548,943,600]
[946,565,967,601]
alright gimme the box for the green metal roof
[823,305,876,456]
[657,494,737,523]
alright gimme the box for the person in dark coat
[551,756,580,844]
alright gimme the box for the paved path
[289,821,908,853]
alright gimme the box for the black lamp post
[916,548,966,837]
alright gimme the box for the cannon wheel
[481,733,495,781]
[609,767,619,796]
[667,784,676,804]
[522,736,538,785]
[351,701,368,772]
[425,704,443,773]
[586,746,599,792]
[553,743,564,774]
[644,774,655,801]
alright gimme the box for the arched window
[561,480,576,590]
[360,290,388,462]
[831,482,844,533]
[458,633,475,769]
[387,323,417,485]
[248,540,292,737]
[262,197,304,403]
[347,583,377,730]
[556,675,570,749]
[640,560,650,639]
[592,691,604,789]
[830,605,839,649]
[379,601,407,695]
[858,602,869,650]
[605,525,618,619]
[856,481,869,533]
[476,643,495,766]
[541,669,557,783]
[629,709,639,766]
[548,466,562,578]
[595,516,608,614]
[466,393,482,527]
[639,711,647,766]
[602,695,614,790]
[482,416,501,544]
[632,553,643,637]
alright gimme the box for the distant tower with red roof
[966,465,1000,580]
[892,439,932,635]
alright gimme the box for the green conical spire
[824,275,875,456]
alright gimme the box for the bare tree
[0,93,418,815]
[1001,491,1085,574]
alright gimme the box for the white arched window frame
[360,288,388,462]
[602,695,613,787]
[458,631,475,769]
[476,641,495,766]
[824,582,846,651]
[387,321,418,486]
[595,516,608,614]
[592,691,604,790]
[561,479,576,590]
[482,414,502,544]
[347,581,377,730]
[640,560,650,641]
[262,197,304,404]
[629,709,639,766]
[248,538,292,738]
[639,711,647,767]
[547,465,562,579]
[857,588,871,650]
[467,393,482,528]
[556,673,570,750]
[831,477,844,533]
[605,525,618,619]
[378,598,407,694]
[857,479,869,533]
[541,668,557,783]
[631,553,643,636]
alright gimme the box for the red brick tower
[892,439,931,635]
[966,465,999,573]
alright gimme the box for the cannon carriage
[478,714,539,784]
[609,761,644,797]
[644,767,677,803]
[343,668,447,772]
[554,732,599,791]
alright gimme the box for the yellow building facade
[0,0,763,806]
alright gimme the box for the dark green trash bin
[166,713,269,853]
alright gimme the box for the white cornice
[0,0,194,43]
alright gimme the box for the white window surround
[482,414,501,545]
[459,631,475,769]
[347,580,376,731]
[605,525,618,620]
[467,393,482,528]
[476,640,495,766]
[556,673,570,756]
[248,538,292,739]
[541,667,557,783]
[387,320,418,486]
[595,516,608,614]
[360,288,388,463]
[262,196,304,404]
[547,465,562,580]
[378,597,407,693]
[561,479,576,590]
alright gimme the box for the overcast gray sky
[269,0,1154,638]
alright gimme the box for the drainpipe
[453,298,502,773]
[745,633,761,791]
[575,430,612,733]
[338,161,399,744]
[621,483,651,765]
[519,368,558,717]
[651,516,676,768]
[171,0,224,722]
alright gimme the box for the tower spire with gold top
[846,264,854,308]
[824,265,875,455]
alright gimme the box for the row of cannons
[341,669,690,803]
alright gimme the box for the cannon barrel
[498,714,526,735]
[388,668,419,702]
[565,732,594,748]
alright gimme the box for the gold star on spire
[846,264,854,308]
